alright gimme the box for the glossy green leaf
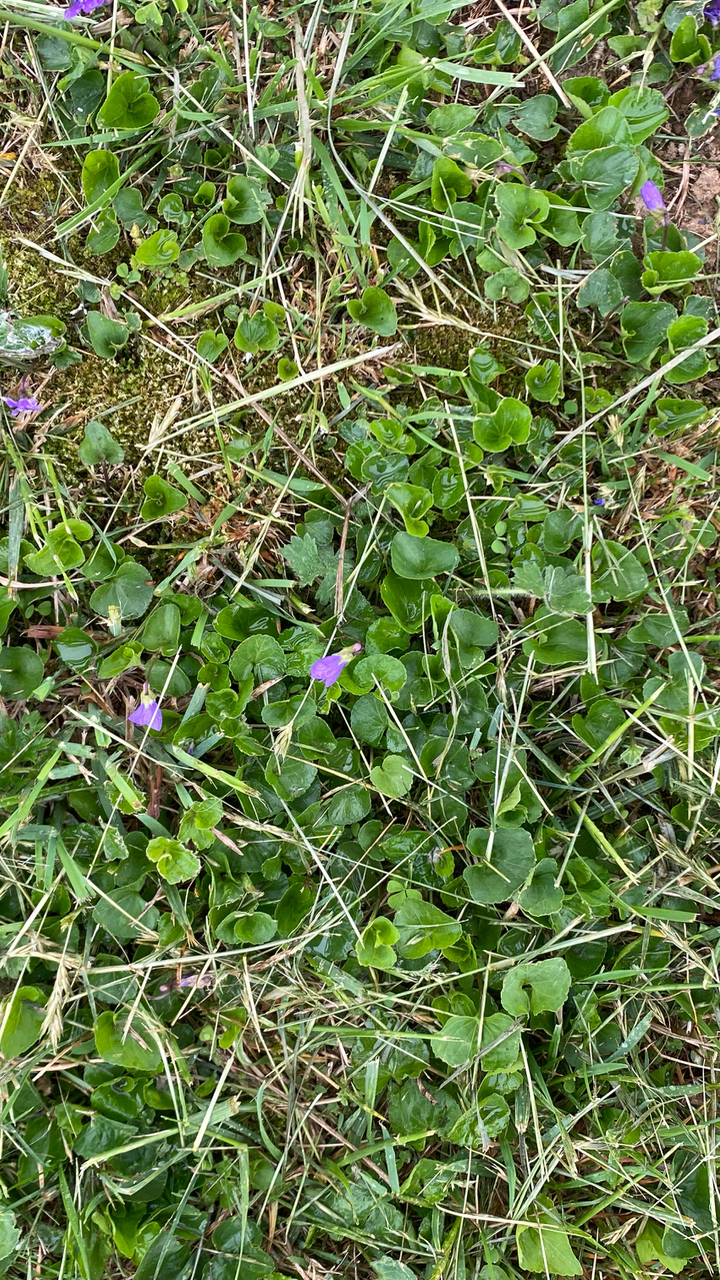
[525,359,561,403]
[473,397,531,451]
[86,311,129,359]
[347,286,397,336]
[202,213,247,266]
[81,149,120,203]
[233,312,279,354]
[90,560,154,620]
[495,183,549,248]
[391,532,458,579]
[94,1010,163,1072]
[0,646,45,698]
[370,754,414,798]
[430,1014,480,1066]
[223,174,266,224]
[141,475,188,520]
[356,917,399,969]
[96,71,160,130]
[142,603,181,654]
[386,482,434,537]
[463,827,536,904]
[431,157,472,210]
[134,229,180,267]
[517,1215,582,1276]
[0,986,46,1057]
[501,957,572,1016]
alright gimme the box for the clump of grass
[1,0,720,1278]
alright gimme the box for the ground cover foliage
[2,0,720,1275]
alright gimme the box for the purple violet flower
[705,0,720,22]
[592,497,606,507]
[128,696,162,731]
[640,180,665,213]
[4,395,40,416]
[310,643,362,688]
[711,52,720,79]
[65,0,105,18]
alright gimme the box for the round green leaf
[347,286,398,336]
[86,209,120,255]
[0,1209,21,1264]
[387,482,434,537]
[86,310,129,359]
[326,783,372,825]
[202,213,247,266]
[380,571,432,631]
[55,627,96,668]
[81,149,119,202]
[277,356,299,380]
[234,911,278,944]
[495,184,550,249]
[0,646,45,699]
[275,881,315,936]
[480,1012,522,1072]
[90,560,155,620]
[197,330,229,363]
[229,635,286,681]
[79,419,125,466]
[141,474,188,520]
[146,836,200,883]
[525,359,561,403]
[500,956,572,1016]
[94,1009,163,1072]
[142,602,181,655]
[391,532,459,580]
[353,654,407,695]
[517,858,565,916]
[356,917,399,970]
[370,754,414,798]
[92,888,158,939]
[134,228,180,268]
[463,827,536,904]
[223,174,266,224]
[233,312,279,354]
[430,1014,480,1066]
[96,70,160,130]
[0,986,47,1057]
[473,397,532,452]
[350,693,389,746]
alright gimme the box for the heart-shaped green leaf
[0,646,45,698]
[347,286,397,336]
[463,827,536,904]
[356,917,399,970]
[96,70,160,131]
[391,532,459,580]
[202,213,247,266]
[370,754,414,798]
[141,475,188,521]
[78,420,124,466]
[501,956,572,1016]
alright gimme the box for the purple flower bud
[310,643,362,688]
[128,697,162,730]
[4,395,40,416]
[640,180,665,213]
[705,0,720,21]
[592,497,606,507]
